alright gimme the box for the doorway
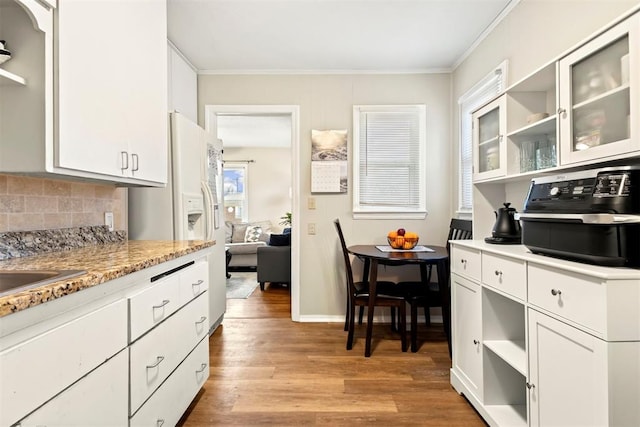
[204,105,300,321]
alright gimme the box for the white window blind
[353,105,426,219]
[458,60,508,212]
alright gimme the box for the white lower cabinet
[450,241,640,427]
[528,309,608,427]
[130,337,210,427]
[451,273,483,400]
[0,254,211,427]
[16,349,129,427]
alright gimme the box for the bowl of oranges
[387,228,419,250]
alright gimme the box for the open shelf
[507,115,556,141]
[485,404,528,427]
[0,68,26,86]
[484,340,526,376]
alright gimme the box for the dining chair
[334,219,408,353]
[399,218,472,352]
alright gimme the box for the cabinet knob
[551,289,562,296]
[156,419,165,427]
[196,363,208,374]
[461,259,467,267]
[192,279,204,287]
[146,355,165,369]
[557,107,566,116]
[494,270,502,278]
[526,382,535,390]
[195,316,207,325]
[473,339,480,345]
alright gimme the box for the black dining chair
[399,218,472,352]
[334,219,408,354]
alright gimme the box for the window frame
[457,60,508,215]
[352,104,427,220]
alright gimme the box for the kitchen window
[352,105,426,219]
[458,60,508,214]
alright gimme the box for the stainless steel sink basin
[0,270,86,297]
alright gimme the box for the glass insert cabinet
[473,96,507,181]
[559,12,640,165]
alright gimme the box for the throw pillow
[244,225,263,242]
[269,233,291,246]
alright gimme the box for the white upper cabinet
[473,95,507,181]
[0,0,168,186]
[558,13,639,165]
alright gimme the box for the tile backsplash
[0,174,126,232]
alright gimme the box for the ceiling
[167,0,515,73]
[167,0,515,147]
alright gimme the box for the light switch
[308,197,316,210]
[307,223,316,235]
[104,212,114,231]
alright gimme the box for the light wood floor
[178,280,486,426]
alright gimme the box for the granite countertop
[0,240,215,318]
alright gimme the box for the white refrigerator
[128,112,226,334]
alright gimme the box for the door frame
[204,104,301,321]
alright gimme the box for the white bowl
[527,112,549,124]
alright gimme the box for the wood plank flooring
[178,280,486,426]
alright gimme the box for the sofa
[257,245,291,290]
[225,220,273,270]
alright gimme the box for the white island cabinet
[449,241,640,427]
[0,0,167,186]
[0,251,211,427]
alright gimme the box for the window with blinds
[458,60,508,213]
[353,105,426,219]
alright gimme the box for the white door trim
[204,104,301,321]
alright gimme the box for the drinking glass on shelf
[520,140,537,172]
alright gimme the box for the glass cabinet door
[559,13,640,165]
[473,95,506,181]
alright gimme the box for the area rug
[226,272,259,299]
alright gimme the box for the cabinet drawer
[0,299,127,426]
[129,292,209,414]
[451,246,481,281]
[179,261,209,307]
[130,337,209,426]
[17,349,128,427]
[528,264,605,334]
[481,252,526,300]
[129,274,180,342]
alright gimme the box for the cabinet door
[528,309,608,427]
[16,350,128,427]
[473,95,507,181]
[558,13,640,165]
[55,0,167,184]
[451,273,483,400]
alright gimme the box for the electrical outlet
[307,223,316,235]
[104,212,114,231]
[308,197,316,210]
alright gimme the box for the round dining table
[347,244,451,357]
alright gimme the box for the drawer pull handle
[526,382,535,390]
[157,420,165,427]
[196,363,208,373]
[153,299,170,309]
[196,316,207,325]
[494,270,502,277]
[473,339,479,345]
[192,279,204,287]
[146,356,165,369]
[551,289,562,296]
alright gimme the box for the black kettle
[487,202,521,243]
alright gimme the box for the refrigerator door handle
[201,181,215,241]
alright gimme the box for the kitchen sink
[0,270,86,297]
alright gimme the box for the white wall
[451,0,639,235]
[168,43,198,123]
[198,73,452,319]
[224,146,292,231]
